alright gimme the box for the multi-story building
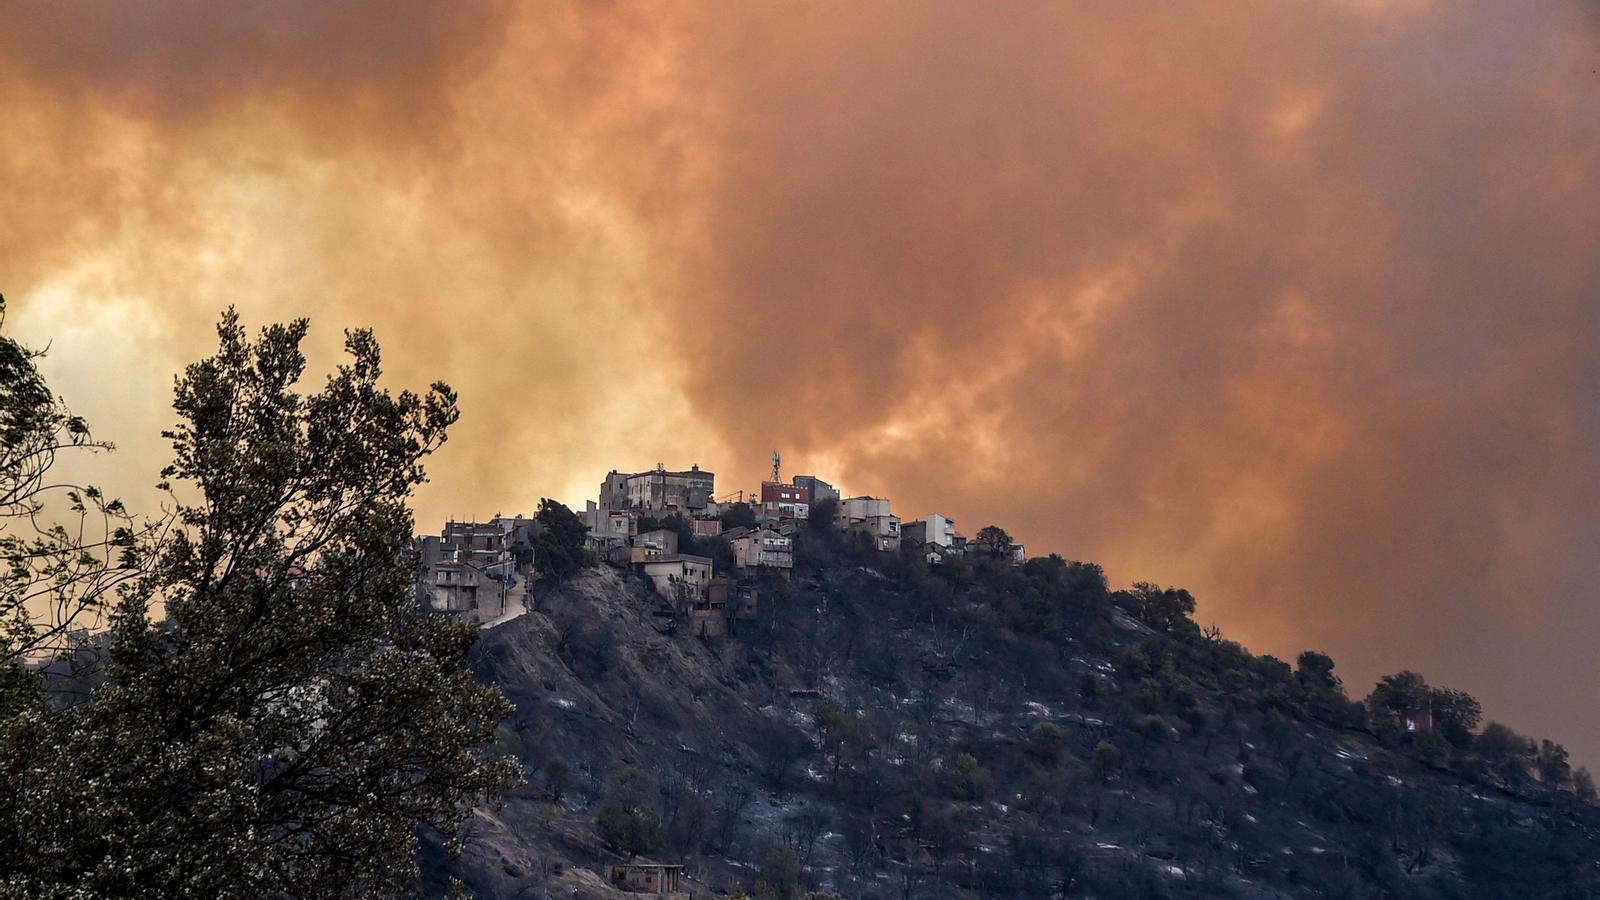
[903,513,957,548]
[582,501,637,554]
[793,475,839,506]
[729,527,794,571]
[630,528,679,563]
[836,495,901,551]
[708,577,759,620]
[755,480,810,524]
[639,554,714,605]
[599,464,715,516]
[414,516,536,623]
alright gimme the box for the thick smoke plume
[3,1,1599,761]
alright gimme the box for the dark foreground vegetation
[0,303,517,898]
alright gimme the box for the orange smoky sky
[4,1,1600,762]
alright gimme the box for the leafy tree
[1,295,154,713]
[721,501,757,531]
[1536,739,1571,787]
[595,766,662,857]
[1294,651,1340,696]
[543,757,570,802]
[1026,722,1066,767]
[1573,766,1596,803]
[947,752,994,801]
[1475,721,1534,779]
[814,698,872,778]
[1367,671,1431,722]
[755,841,803,900]
[0,311,518,897]
[1090,740,1121,783]
[1413,728,1451,767]
[974,524,1014,558]
[1127,582,1197,633]
[1428,688,1482,749]
[1133,714,1172,743]
[532,498,589,577]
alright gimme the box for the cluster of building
[577,461,1024,634]
[411,516,538,624]
[411,459,1025,629]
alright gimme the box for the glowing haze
[4,2,1599,761]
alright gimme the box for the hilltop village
[410,462,1026,634]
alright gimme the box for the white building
[904,513,957,548]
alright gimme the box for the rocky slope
[425,537,1600,899]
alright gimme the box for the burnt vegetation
[445,521,1600,899]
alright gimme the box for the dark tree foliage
[720,501,757,531]
[1367,671,1431,720]
[595,766,663,857]
[1573,766,1596,803]
[1429,688,1482,749]
[532,498,590,577]
[1413,728,1451,767]
[814,698,873,779]
[542,757,570,802]
[754,841,803,900]
[1295,651,1340,695]
[1536,739,1571,787]
[0,312,518,898]
[974,524,1014,557]
[806,497,837,538]
[1125,582,1197,634]
[1474,722,1534,779]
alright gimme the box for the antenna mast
[771,450,781,483]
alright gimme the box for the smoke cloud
[4,1,1599,762]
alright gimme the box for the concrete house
[630,529,680,563]
[709,576,758,620]
[582,501,637,554]
[903,513,957,548]
[731,528,794,571]
[793,474,839,506]
[756,480,811,522]
[639,554,713,604]
[600,464,715,516]
[413,516,539,624]
[836,495,902,552]
[608,861,685,896]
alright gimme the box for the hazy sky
[4,1,1599,763]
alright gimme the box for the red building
[758,481,811,521]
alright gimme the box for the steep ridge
[426,535,1600,899]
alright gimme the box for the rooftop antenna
[771,450,781,483]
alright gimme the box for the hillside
[424,531,1600,899]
